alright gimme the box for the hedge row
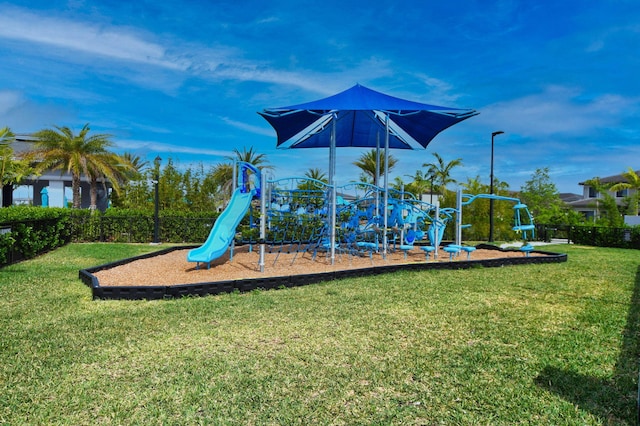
[2,206,639,268]
[0,207,72,265]
[537,223,640,250]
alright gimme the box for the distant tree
[353,149,397,186]
[297,168,328,190]
[230,146,271,169]
[32,124,124,210]
[303,168,327,183]
[209,146,272,206]
[399,169,432,198]
[109,153,149,209]
[210,162,234,206]
[422,153,462,195]
[87,151,133,211]
[459,176,512,241]
[519,167,566,224]
[158,158,186,211]
[0,127,36,206]
[583,177,623,227]
[0,126,13,146]
[291,168,329,207]
[121,152,149,180]
[609,167,640,215]
[390,176,405,192]
[178,163,219,212]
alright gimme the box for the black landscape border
[79,244,567,300]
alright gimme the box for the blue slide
[187,188,254,269]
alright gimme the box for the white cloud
[114,139,232,158]
[0,90,72,132]
[411,73,460,104]
[0,7,189,70]
[478,86,638,137]
[0,6,408,99]
[218,116,275,137]
[0,90,23,115]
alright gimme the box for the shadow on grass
[535,266,640,424]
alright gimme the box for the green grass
[1,243,638,425]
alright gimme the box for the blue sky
[1,1,639,194]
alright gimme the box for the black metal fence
[69,215,216,243]
[2,216,639,269]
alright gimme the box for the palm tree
[353,149,397,186]
[0,126,14,146]
[402,169,432,198]
[609,168,640,215]
[211,146,272,204]
[86,151,133,210]
[296,168,328,192]
[211,162,234,196]
[228,146,271,169]
[304,168,327,182]
[120,152,149,180]
[422,153,463,194]
[32,124,124,209]
[0,127,34,206]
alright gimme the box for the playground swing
[512,203,535,239]
[447,190,536,258]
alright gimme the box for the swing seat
[420,245,436,261]
[443,245,460,261]
[520,244,535,257]
[459,245,476,259]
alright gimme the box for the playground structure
[187,162,261,269]
[186,162,536,270]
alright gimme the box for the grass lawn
[1,243,638,425]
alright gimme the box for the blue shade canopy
[259,84,478,150]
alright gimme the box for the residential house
[564,170,640,222]
[6,135,110,210]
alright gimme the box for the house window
[616,188,628,198]
[588,187,598,198]
[12,185,33,205]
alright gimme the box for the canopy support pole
[375,133,380,220]
[375,133,380,187]
[456,188,462,247]
[383,115,389,259]
[329,114,337,265]
[434,205,440,258]
[259,169,266,273]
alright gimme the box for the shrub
[0,206,71,266]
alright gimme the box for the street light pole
[153,155,162,244]
[489,131,504,242]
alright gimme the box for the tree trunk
[72,173,81,209]
[89,176,98,213]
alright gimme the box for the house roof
[564,198,600,208]
[559,193,582,203]
[579,169,640,185]
[11,135,37,154]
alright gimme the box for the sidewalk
[499,238,570,249]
